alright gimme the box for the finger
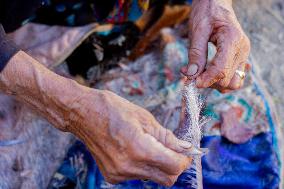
[217,33,250,88]
[211,62,245,92]
[212,39,250,92]
[185,19,212,78]
[220,89,233,94]
[196,32,235,88]
[142,114,193,153]
[118,165,179,187]
[138,133,192,175]
[210,83,232,93]
[156,127,192,153]
[196,64,226,88]
[224,36,250,90]
[107,158,180,186]
[99,156,179,187]
[227,62,246,90]
[218,37,249,89]
[139,165,179,187]
[95,157,123,184]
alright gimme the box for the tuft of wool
[180,81,208,189]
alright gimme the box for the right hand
[184,0,250,93]
[68,89,192,186]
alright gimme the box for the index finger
[185,20,212,78]
[196,33,236,88]
[138,133,192,175]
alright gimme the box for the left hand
[68,89,192,186]
[184,0,251,93]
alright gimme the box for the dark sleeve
[0,24,20,72]
[0,0,44,32]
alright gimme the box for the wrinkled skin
[71,90,192,186]
[0,52,192,187]
[185,0,251,93]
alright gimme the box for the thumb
[156,126,192,153]
[185,22,211,78]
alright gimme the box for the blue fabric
[50,132,280,189]
[202,134,280,189]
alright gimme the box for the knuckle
[165,129,174,146]
[171,168,182,176]
[230,27,242,42]
[218,79,230,88]
[214,68,227,80]
[140,109,155,123]
[229,82,242,90]
[231,83,241,90]
[219,89,230,94]
[132,142,147,161]
[242,35,251,53]
[101,90,115,100]
[189,48,203,60]
[231,85,241,90]
[177,158,189,173]
[117,162,130,175]
[191,18,207,32]
[148,112,157,122]
[105,175,118,184]
[108,168,119,177]
[219,70,227,79]
[164,176,178,187]
[202,66,226,87]
[168,162,183,175]
[108,162,124,177]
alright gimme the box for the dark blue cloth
[202,133,280,189]
[0,24,20,72]
[49,132,280,189]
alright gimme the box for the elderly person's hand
[0,51,192,187]
[184,0,250,93]
[70,89,192,186]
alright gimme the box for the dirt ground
[234,0,284,137]
[234,0,284,184]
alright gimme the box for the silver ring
[235,70,246,79]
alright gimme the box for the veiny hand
[69,89,192,186]
[184,0,251,93]
[0,49,191,187]
[0,40,191,186]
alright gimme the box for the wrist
[0,51,90,132]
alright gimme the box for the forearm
[0,51,94,131]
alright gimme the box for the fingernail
[184,147,209,156]
[189,147,203,155]
[179,140,192,149]
[187,64,198,76]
